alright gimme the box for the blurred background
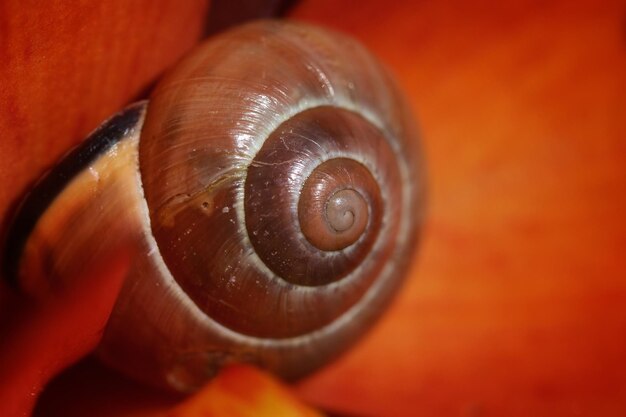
[1,0,625,416]
[292,1,626,416]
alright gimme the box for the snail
[2,20,425,392]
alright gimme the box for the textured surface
[138,21,421,346]
[291,0,626,416]
[0,0,208,249]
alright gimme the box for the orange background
[292,1,626,416]
[1,1,626,416]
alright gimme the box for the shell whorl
[2,20,424,390]
[138,21,422,347]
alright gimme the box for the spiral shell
[5,20,424,391]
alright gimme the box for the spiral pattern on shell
[136,20,423,378]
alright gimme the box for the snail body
[4,21,424,391]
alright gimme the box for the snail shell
[3,20,425,391]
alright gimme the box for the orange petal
[168,365,323,417]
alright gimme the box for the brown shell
[12,20,425,391]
